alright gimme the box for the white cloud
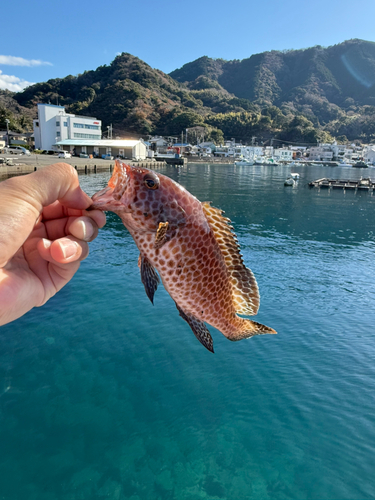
[0,70,34,92]
[0,55,52,67]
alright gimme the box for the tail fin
[228,319,276,342]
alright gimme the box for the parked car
[57,151,72,159]
[3,146,31,155]
[79,153,89,158]
[102,154,114,160]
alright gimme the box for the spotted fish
[91,160,276,352]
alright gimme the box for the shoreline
[0,154,235,179]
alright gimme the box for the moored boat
[284,176,296,186]
[234,157,254,166]
[353,161,369,168]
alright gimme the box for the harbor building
[33,104,102,152]
[56,138,147,160]
[273,148,294,162]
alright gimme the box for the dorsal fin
[202,202,260,315]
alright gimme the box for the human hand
[0,163,106,326]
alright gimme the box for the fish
[91,160,276,353]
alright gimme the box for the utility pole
[106,124,113,139]
[5,119,10,147]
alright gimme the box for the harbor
[2,161,375,500]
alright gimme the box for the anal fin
[175,303,214,353]
[139,254,160,304]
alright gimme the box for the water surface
[1,163,375,499]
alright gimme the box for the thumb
[7,162,92,210]
[0,163,92,267]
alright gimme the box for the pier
[309,177,374,191]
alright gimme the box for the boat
[234,157,254,166]
[290,173,300,180]
[288,161,304,167]
[353,161,368,168]
[255,157,279,166]
[284,176,296,186]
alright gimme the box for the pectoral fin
[154,221,169,250]
[175,303,214,353]
[139,254,160,304]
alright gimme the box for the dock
[309,177,374,191]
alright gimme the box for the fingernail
[60,240,79,259]
[42,238,51,249]
[79,220,94,240]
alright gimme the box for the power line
[270,137,319,146]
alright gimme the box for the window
[73,133,101,139]
[73,123,100,130]
[56,121,60,127]
[35,121,39,127]
[56,132,61,137]
[63,121,68,127]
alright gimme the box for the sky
[1,0,375,92]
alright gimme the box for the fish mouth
[90,160,131,211]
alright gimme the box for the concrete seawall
[0,156,167,178]
[0,154,235,179]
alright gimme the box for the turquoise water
[1,163,375,499]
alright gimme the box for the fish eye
[143,173,159,190]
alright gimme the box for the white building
[273,148,293,162]
[56,139,147,160]
[308,144,335,161]
[214,144,263,158]
[33,104,102,152]
[149,136,169,149]
[363,146,375,165]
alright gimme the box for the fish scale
[91,160,276,352]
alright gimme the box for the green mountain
[12,53,262,143]
[170,39,375,142]
[0,90,35,133]
[5,39,375,144]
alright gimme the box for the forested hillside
[3,39,375,144]
[170,39,375,142]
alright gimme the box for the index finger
[42,201,85,221]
